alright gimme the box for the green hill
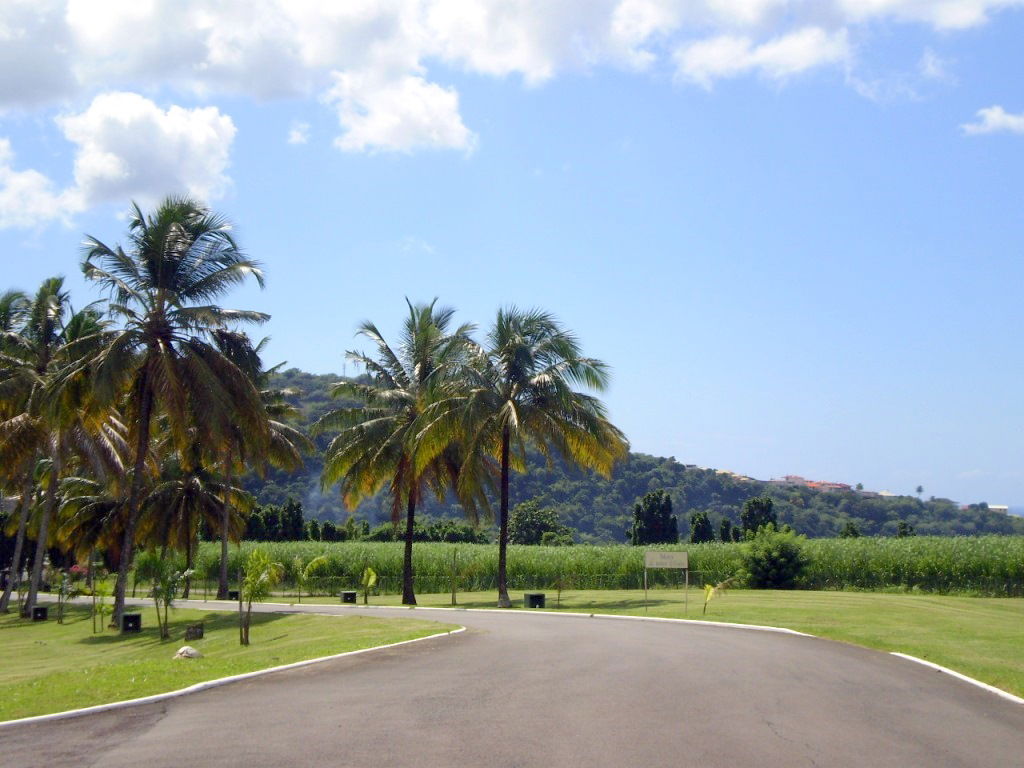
[245,369,1024,542]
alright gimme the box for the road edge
[0,624,465,729]
[890,652,1024,705]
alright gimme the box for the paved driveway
[4,600,1023,767]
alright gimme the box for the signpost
[643,551,689,614]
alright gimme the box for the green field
[0,605,455,722]
[281,588,1024,697]
[187,536,1024,596]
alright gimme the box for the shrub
[509,500,575,545]
[741,525,809,588]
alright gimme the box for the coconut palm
[0,279,115,615]
[139,447,253,599]
[210,332,311,598]
[80,196,269,625]
[448,307,628,607]
[314,300,479,605]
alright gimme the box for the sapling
[240,548,283,645]
[361,566,377,605]
[703,577,735,615]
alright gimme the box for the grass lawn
[0,604,456,722]
[288,588,1024,697]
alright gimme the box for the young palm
[314,300,477,605]
[453,308,628,607]
[80,196,269,625]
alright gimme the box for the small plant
[360,566,377,605]
[702,577,735,615]
[741,524,809,589]
[56,571,82,624]
[151,559,192,640]
[92,578,112,633]
[240,548,283,645]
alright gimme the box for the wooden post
[450,548,457,606]
[644,568,648,614]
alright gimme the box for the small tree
[741,496,776,534]
[361,566,377,605]
[151,561,191,640]
[896,520,915,538]
[240,548,283,645]
[689,511,715,543]
[629,490,678,545]
[719,518,734,543]
[56,571,81,624]
[839,521,860,538]
[509,499,575,545]
[306,519,321,541]
[302,555,330,597]
[741,524,808,588]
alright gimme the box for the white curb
[890,652,1024,706]
[0,624,465,729]
[225,599,814,636]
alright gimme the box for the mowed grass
[292,588,1024,697]
[0,604,456,722]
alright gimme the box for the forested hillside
[247,369,1024,542]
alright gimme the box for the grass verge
[289,588,1024,697]
[0,604,455,722]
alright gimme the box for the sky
[1,1,1022,506]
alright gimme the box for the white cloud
[57,92,236,209]
[674,27,850,87]
[961,105,1024,135]
[0,139,76,229]
[326,72,476,153]
[288,121,310,144]
[918,47,951,81]
[1,92,236,229]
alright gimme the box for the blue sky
[1,1,1022,505]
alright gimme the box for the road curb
[0,624,465,729]
[246,599,815,636]
[890,652,1024,705]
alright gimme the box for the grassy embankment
[284,588,1024,698]
[0,605,455,722]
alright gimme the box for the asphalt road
[4,600,1023,767]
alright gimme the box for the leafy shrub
[741,525,809,588]
[509,500,575,545]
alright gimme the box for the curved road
[4,600,1023,767]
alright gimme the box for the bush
[741,525,809,588]
[509,500,575,545]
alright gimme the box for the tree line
[0,196,628,624]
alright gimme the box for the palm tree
[210,332,311,598]
[0,279,113,615]
[80,196,269,625]
[138,446,253,598]
[314,300,479,605]
[449,308,628,607]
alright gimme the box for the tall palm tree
[0,279,113,614]
[314,300,479,605]
[209,332,311,598]
[448,308,628,607]
[80,196,269,625]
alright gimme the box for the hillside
[246,369,1024,542]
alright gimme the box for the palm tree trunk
[497,426,512,608]
[401,490,417,605]
[112,381,154,628]
[24,449,60,617]
[218,450,232,599]
[0,468,35,613]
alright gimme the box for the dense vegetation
[245,368,1024,542]
[182,536,1024,597]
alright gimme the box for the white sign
[644,551,688,569]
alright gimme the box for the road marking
[890,652,1024,705]
[0,625,465,729]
